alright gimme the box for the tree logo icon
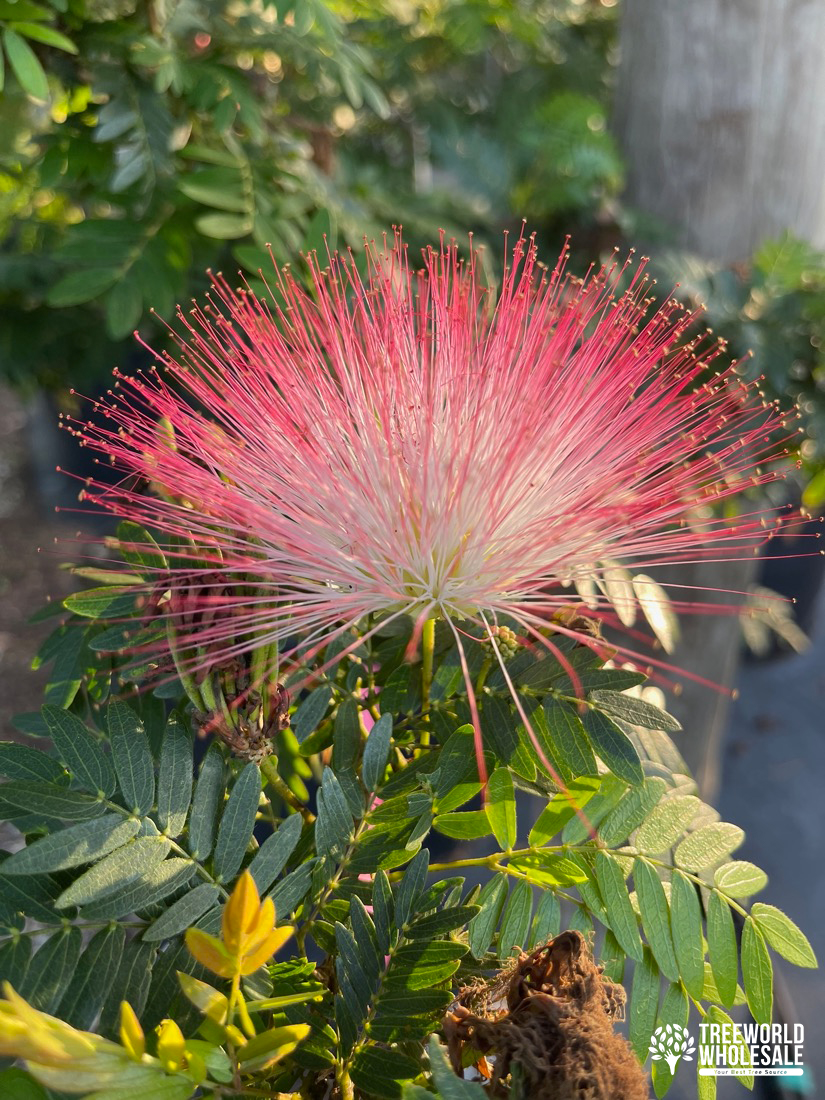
[649,1023,696,1074]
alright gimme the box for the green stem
[0,920,146,943]
[419,616,436,748]
[647,856,750,918]
[260,755,314,821]
[475,655,492,695]
[166,621,205,711]
[336,1065,355,1100]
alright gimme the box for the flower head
[77,231,794,775]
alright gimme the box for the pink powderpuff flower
[75,230,797,782]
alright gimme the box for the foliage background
[0,2,824,1099]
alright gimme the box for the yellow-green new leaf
[750,904,817,968]
[595,852,643,961]
[741,918,773,1025]
[485,768,516,850]
[237,1024,310,1072]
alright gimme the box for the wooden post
[614,0,825,263]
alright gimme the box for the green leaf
[0,1,55,21]
[802,467,825,509]
[651,982,688,1097]
[63,586,137,619]
[108,702,155,815]
[426,1037,487,1099]
[388,940,468,989]
[375,988,451,1019]
[582,708,644,784]
[0,781,105,822]
[47,268,122,307]
[41,623,86,707]
[314,767,353,862]
[188,744,224,860]
[80,857,195,920]
[431,725,480,806]
[750,903,817,968]
[595,852,643,961]
[332,697,360,774]
[248,812,303,894]
[195,212,252,239]
[2,814,139,875]
[116,521,167,572]
[629,947,659,1060]
[42,705,116,797]
[634,858,679,982]
[213,762,261,882]
[741,917,773,1024]
[498,878,532,958]
[635,795,701,854]
[589,689,681,732]
[671,871,705,1000]
[372,869,394,955]
[394,848,428,929]
[0,871,61,924]
[0,937,32,989]
[705,1005,754,1090]
[540,701,597,779]
[706,891,738,1008]
[58,924,125,1029]
[8,21,76,52]
[405,905,479,940]
[674,822,744,872]
[336,922,378,1018]
[349,894,380,976]
[268,861,315,917]
[0,741,65,783]
[468,873,508,959]
[98,939,157,1037]
[144,883,220,941]
[509,852,588,888]
[179,168,247,212]
[433,810,491,840]
[157,713,193,836]
[293,685,333,744]
[56,836,171,909]
[0,1069,49,1100]
[350,1046,420,1098]
[2,27,48,100]
[20,927,81,1011]
[598,777,668,847]
[528,775,601,846]
[303,206,336,257]
[362,713,392,791]
[528,889,561,947]
[696,1064,716,1099]
[9,712,50,739]
[712,861,767,899]
[485,767,516,849]
[105,279,143,339]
